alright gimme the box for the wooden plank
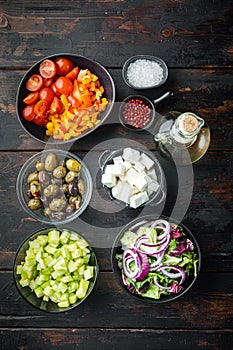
[0,328,232,350]
[0,0,232,67]
[0,271,232,329]
[0,68,232,150]
[0,151,232,271]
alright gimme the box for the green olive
[78,179,85,195]
[49,198,66,211]
[35,161,45,171]
[65,171,79,183]
[30,181,40,197]
[27,171,39,183]
[43,207,52,217]
[53,165,67,179]
[44,184,59,197]
[66,158,81,172]
[45,153,57,172]
[28,198,42,210]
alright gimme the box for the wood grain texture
[0,0,232,67]
[0,271,232,329]
[0,328,232,350]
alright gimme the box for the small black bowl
[122,55,168,90]
[16,53,115,144]
[111,215,201,303]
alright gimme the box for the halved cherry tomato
[23,91,39,105]
[54,76,73,95]
[66,66,80,81]
[22,105,35,122]
[26,74,43,92]
[34,100,49,117]
[33,115,47,126]
[51,83,61,97]
[55,58,74,76]
[50,96,64,114]
[39,59,56,79]
[39,87,55,104]
[44,77,54,87]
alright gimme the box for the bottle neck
[170,112,203,145]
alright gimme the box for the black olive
[68,182,79,196]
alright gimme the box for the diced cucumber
[16,229,96,308]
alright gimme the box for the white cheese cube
[118,182,134,204]
[134,161,146,173]
[129,191,149,209]
[147,168,157,180]
[101,173,116,188]
[126,168,147,192]
[148,180,159,192]
[122,161,132,171]
[104,164,125,176]
[113,156,123,165]
[122,147,140,164]
[139,152,154,170]
[111,181,124,200]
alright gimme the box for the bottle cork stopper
[180,114,199,133]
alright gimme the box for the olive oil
[154,111,210,165]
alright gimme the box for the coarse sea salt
[126,59,164,88]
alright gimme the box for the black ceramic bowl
[16,53,115,144]
[111,215,201,303]
[13,227,99,313]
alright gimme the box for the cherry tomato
[51,83,61,97]
[34,100,49,117]
[50,96,64,114]
[33,115,47,126]
[44,77,54,87]
[23,91,39,105]
[66,66,80,81]
[54,76,73,95]
[39,59,57,79]
[22,105,35,122]
[39,87,55,104]
[26,74,43,92]
[55,58,74,76]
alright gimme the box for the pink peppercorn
[122,98,152,129]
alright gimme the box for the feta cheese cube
[111,181,124,200]
[139,152,154,170]
[148,180,159,192]
[101,173,116,188]
[104,164,125,176]
[129,191,149,208]
[126,168,147,192]
[134,161,146,173]
[122,161,132,171]
[118,182,134,204]
[147,168,157,180]
[122,147,140,163]
[113,156,123,165]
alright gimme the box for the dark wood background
[0,1,232,349]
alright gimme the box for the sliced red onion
[150,252,165,270]
[157,265,186,284]
[153,276,171,290]
[122,248,149,282]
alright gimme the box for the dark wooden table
[0,1,232,349]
